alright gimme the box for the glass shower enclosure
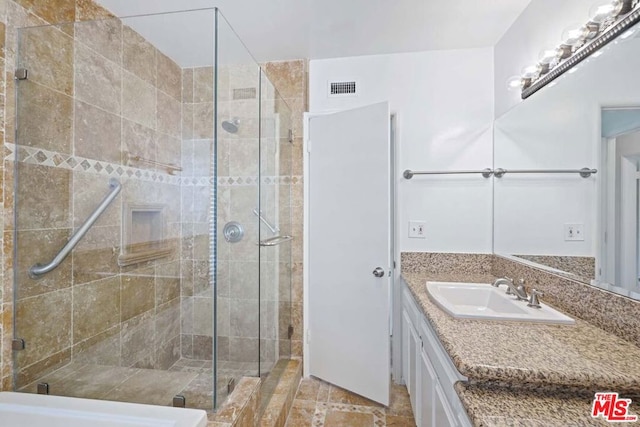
[10,8,292,412]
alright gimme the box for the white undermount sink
[426,281,575,325]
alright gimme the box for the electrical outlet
[409,221,426,239]
[564,223,584,241]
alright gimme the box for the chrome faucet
[492,277,529,301]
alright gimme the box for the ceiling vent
[233,87,257,100]
[328,80,358,97]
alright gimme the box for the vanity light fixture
[515,0,640,99]
[507,76,524,91]
[538,49,559,74]
[562,26,587,47]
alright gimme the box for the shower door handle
[372,267,385,278]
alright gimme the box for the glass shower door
[214,11,262,407]
[213,12,293,409]
[257,71,293,410]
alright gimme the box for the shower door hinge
[15,68,28,80]
[288,325,294,339]
[172,395,186,408]
[12,338,25,351]
[288,129,293,143]
[37,383,49,395]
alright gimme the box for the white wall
[309,48,494,253]
[494,0,592,118]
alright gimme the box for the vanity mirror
[493,18,640,300]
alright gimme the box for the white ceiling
[96,0,532,67]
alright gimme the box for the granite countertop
[454,382,640,427]
[402,272,640,391]
[402,272,640,426]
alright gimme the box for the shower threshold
[17,359,259,411]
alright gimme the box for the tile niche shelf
[118,204,173,267]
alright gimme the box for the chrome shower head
[222,118,240,134]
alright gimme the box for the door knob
[373,267,385,278]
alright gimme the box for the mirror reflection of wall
[493,22,640,300]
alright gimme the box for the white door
[603,130,640,293]
[306,102,391,405]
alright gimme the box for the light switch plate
[564,223,584,241]
[409,221,426,239]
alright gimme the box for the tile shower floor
[18,358,261,410]
[285,377,416,427]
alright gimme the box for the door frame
[619,155,638,287]
[302,110,398,379]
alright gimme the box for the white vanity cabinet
[401,281,472,427]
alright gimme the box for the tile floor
[285,377,416,427]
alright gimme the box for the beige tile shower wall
[0,0,185,390]
[262,60,307,358]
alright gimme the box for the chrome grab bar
[29,178,122,278]
[403,169,494,179]
[403,167,597,179]
[253,209,280,234]
[258,235,293,247]
[493,168,597,178]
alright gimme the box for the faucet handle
[527,289,544,309]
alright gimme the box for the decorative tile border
[4,143,302,187]
[310,402,386,426]
[5,142,183,185]
[217,175,303,187]
[312,404,326,426]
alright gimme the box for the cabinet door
[434,382,458,427]
[402,309,419,412]
[402,309,410,388]
[419,348,436,427]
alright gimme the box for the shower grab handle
[253,209,280,234]
[258,235,293,247]
[29,178,122,278]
